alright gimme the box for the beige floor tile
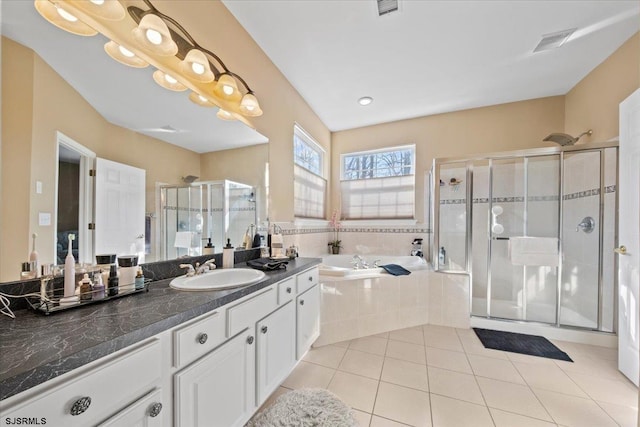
[281,361,335,389]
[352,409,372,427]
[373,382,432,427]
[564,371,638,407]
[566,342,617,361]
[328,371,379,413]
[390,327,426,345]
[468,354,526,384]
[513,362,588,398]
[339,349,385,380]
[597,401,639,427]
[506,351,557,366]
[430,394,493,427]
[428,367,484,405]
[489,408,558,427]
[373,331,390,339]
[381,357,429,392]
[423,331,464,352]
[554,353,630,381]
[477,377,552,421]
[333,340,352,348]
[534,388,618,427]
[303,344,347,368]
[350,336,389,356]
[370,415,412,426]
[426,347,472,374]
[256,386,291,413]
[386,340,427,365]
[461,340,509,360]
[423,324,458,335]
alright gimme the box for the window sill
[293,218,331,227]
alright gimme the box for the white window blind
[294,165,326,219]
[293,124,326,219]
[341,145,415,220]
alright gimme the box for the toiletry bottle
[202,238,215,255]
[79,273,92,302]
[438,247,446,266]
[63,234,77,300]
[108,264,119,297]
[135,267,145,290]
[223,238,234,269]
[93,271,105,300]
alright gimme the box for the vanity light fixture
[358,96,373,106]
[34,0,263,125]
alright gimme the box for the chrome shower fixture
[181,175,199,184]
[543,129,592,146]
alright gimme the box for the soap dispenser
[223,238,234,269]
[202,238,215,255]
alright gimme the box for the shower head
[543,129,592,146]
[181,175,199,184]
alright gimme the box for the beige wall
[331,96,566,222]
[565,32,640,143]
[1,38,201,281]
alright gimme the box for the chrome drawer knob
[300,300,305,306]
[286,287,292,293]
[70,396,91,416]
[261,326,268,334]
[198,333,208,344]
[247,335,254,345]
[149,402,163,418]
[308,276,312,281]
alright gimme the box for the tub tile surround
[316,269,470,346]
[259,323,638,427]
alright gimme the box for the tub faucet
[351,255,368,269]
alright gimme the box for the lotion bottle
[223,238,234,269]
[29,233,39,278]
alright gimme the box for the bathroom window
[293,124,326,219]
[340,145,415,219]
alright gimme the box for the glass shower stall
[431,142,618,332]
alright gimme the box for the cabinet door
[98,388,164,427]
[297,284,320,359]
[256,301,296,405]
[174,332,256,427]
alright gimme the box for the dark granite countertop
[0,258,321,401]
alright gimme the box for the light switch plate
[38,212,51,226]
[36,181,43,194]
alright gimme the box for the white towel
[174,231,196,248]
[509,237,559,267]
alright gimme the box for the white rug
[246,388,358,426]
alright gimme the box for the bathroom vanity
[0,259,321,427]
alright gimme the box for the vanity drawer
[1,339,161,427]
[174,309,226,369]
[227,286,277,337]
[296,267,319,294]
[277,277,295,305]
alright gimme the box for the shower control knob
[614,246,627,255]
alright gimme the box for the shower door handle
[614,246,627,255]
[492,237,510,241]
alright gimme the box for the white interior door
[95,158,146,262]
[618,89,640,386]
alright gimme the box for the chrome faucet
[179,264,196,277]
[196,259,217,275]
[351,255,369,269]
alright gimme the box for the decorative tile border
[278,225,430,235]
[163,206,256,213]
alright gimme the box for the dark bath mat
[473,328,573,362]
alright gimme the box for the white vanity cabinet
[296,283,321,359]
[174,330,256,427]
[97,388,164,427]
[256,300,296,403]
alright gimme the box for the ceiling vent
[533,28,576,53]
[377,0,399,16]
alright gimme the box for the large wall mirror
[1,2,269,281]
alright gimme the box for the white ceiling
[222,0,640,132]
[0,1,269,154]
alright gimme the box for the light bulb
[198,95,208,103]
[145,28,162,45]
[164,74,178,84]
[118,45,135,58]
[90,0,105,4]
[245,105,255,111]
[56,5,78,22]
[222,85,234,96]
[191,62,205,75]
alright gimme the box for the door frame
[54,131,95,265]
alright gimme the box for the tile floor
[260,325,639,427]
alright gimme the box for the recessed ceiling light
[358,96,373,106]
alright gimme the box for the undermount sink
[170,269,266,291]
